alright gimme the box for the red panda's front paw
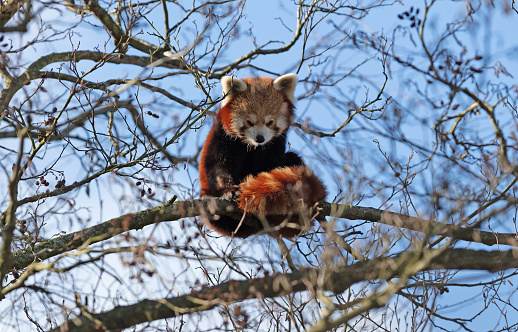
[222,185,242,200]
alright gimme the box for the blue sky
[1,0,518,330]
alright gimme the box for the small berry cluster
[146,111,160,118]
[398,7,421,28]
[136,180,155,198]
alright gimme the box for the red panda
[199,73,327,238]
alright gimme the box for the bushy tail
[201,166,326,238]
[237,166,327,237]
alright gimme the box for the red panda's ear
[221,76,247,107]
[273,73,298,103]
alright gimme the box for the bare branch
[9,198,518,273]
[51,247,518,332]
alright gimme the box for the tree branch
[0,50,184,113]
[0,0,28,29]
[318,202,518,247]
[50,247,518,331]
[9,199,518,273]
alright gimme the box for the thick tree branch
[9,199,518,273]
[50,247,518,332]
[0,0,28,29]
[318,202,518,247]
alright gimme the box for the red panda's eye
[246,120,254,127]
[266,120,274,126]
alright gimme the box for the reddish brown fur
[220,76,293,139]
[199,74,326,238]
[238,166,327,216]
[217,105,234,135]
[236,166,327,237]
[199,127,214,196]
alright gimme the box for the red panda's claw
[222,186,242,200]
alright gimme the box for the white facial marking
[244,125,274,147]
[276,117,288,131]
[233,118,244,130]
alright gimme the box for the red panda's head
[217,73,298,147]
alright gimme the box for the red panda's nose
[255,135,265,144]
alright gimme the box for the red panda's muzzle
[244,125,274,147]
